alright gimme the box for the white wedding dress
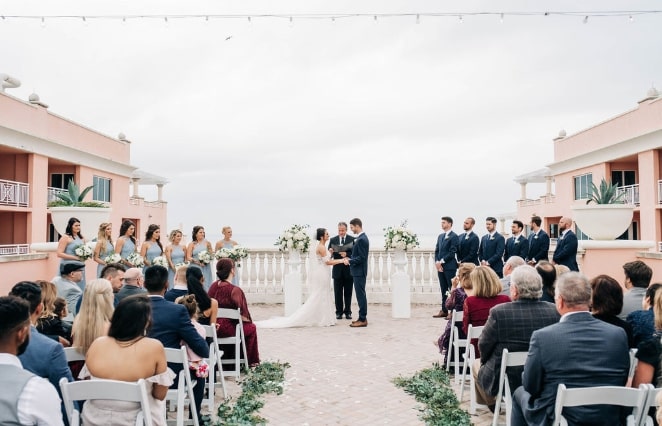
[255,253,336,328]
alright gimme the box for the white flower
[152,256,168,267]
[215,248,232,259]
[126,252,145,267]
[197,250,212,264]
[275,224,311,253]
[104,253,121,264]
[74,244,93,261]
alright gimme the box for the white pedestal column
[391,249,411,318]
[284,250,303,316]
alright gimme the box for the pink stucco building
[0,75,168,294]
[515,87,662,280]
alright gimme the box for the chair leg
[453,341,461,385]
[459,350,471,401]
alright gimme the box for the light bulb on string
[289,16,293,28]
[583,15,588,24]
[122,16,126,25]
[81,16,87,26]
[331,16,335,23]
[40,17,45,28]
[416,14,420,24]
[247,16,252,24]
[500,13,504,23]
[205,16,209,24]
[374,15,378,23]
[458,15,463,24]
[629,15,634,23]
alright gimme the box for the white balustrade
[617,184,639,205]
[1,179,29,207]
[0,244,30,255]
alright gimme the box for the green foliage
[47,179,106,207]
[586,178,626,205]
[202,361,290,426]
[393,363,471,426]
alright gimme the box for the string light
[416,14,420,24]
[629,15,634,22]
[40,17,45,28]
[459,15,463,23]
[583,15,589,24]
[500,13,504,23]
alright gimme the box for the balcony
[0,244,30,256]
[617,184,639,206]
[0,179,29,207]
[47,187,67,204]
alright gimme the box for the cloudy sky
[3,0,662,245]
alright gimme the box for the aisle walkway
[212,304,495,425]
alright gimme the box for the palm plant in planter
[48,180,111,236]
[48,180,107,208]
[572,178,633,240]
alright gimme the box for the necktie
[341,238,344,245]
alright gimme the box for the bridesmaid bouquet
[126,252,145,268]
[383,220,420,251]
[275,224,311,253]
[103,252,121,264]
[152,256,168,267]
[74,244,93,261]
[231,246,249,260]
[197,250,212,265]
[214,248,232,260]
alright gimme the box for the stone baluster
[414,252,423,284]
[274,251,283,286]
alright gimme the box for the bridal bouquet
[103,252,121,264]
[126,252,145,268]
[275,224,311,253]
[197,250,212,265]
[383,220,420,251]
[152,256,168,267]
[74,244,93,261]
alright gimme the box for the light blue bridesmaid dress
[168,245,185,289]
[62,236,86,291]
[221,241,239,286]
[143,243,163,274]
[191,241,213,291]
[119,237,136,264]
[96,240,114,278]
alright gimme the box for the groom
[344,218,369,328]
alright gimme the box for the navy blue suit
[434,231,459,311]
[526,230,550,263]
[148,295,209,419]
[504,235,529,262]
[479,233,506,278]
[552,230,579,271]
[457,231,480,265]
[349,232,369,321]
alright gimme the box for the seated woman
[186,266,218,327]
[590,274,635,348]
[208,258,260,367]
[436,263,475,364]
[35,280,71,346]
[82,295,175,425]
[627,283,662,348]
[463,266,511,358]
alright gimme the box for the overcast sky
[3,0,662,245]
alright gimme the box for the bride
[255,228,345,328]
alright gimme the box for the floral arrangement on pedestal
[74,244,93,261]
[103,252,121,264]
[275,224,311,253]
[126,252,145,268]
[383,220,420,251]
[152,256,168,267]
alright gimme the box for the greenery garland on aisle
[393,363,471,426]
[203,361,290,426]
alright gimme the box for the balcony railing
[47,187,67,203]
[0,179,29,207]
[129,197,165,209]
[517,199,542,207]
[617,184,639,206]
[0,244,30,256]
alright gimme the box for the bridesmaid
[215,226,239,286]
[56,217,87,291]
[186,225,213,291]
[93,223,114,278]
[165,230,186,289]
[140,224,164,272]
[115,220,137,267]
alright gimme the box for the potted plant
[48,180,112,236]
[571,178,634,240]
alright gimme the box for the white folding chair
[629,348,639,380]
[164,346,199,426]
[59,376,153,426]
[553,383,650,426]
[640,384,659,426]
[217,308,249,378]
[458,324,485,414]
[201,324,227,413]
[445,309,467,384]
[63,347,86,362]
[492,349,529,426]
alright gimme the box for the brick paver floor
[208,304,495,425]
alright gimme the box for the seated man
[53,261,85,322]
[619,260,653,320]
[474,265,560,409]
[499,256,525,296]
[114,266,145,305]
[511,272,630,426]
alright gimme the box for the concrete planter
[48,206,112,236]
[571,204,634,240]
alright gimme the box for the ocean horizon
[204,232,441,249]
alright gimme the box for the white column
[157,184,164,201]
[391,250,411,318]
[132,179,140,197]
[520,182,527,200]
[545,176,553,196]
[283,251,303,316]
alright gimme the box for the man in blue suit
[11,281,74,425]
[479,217,506,278]
[552,217,579,271]
[457,217,480,265]
[345,218,369,328]
[526,215,550,265]
[504,220,529,262]
[433,216,459,319]
[144,265,209,420]
[511,272,629,426]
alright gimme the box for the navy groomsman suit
[479,233,506,278]
[553,229,579,271]
[504,234,529,262]
[526,229,550,264]
[435,230,459,314]
[457,231,480,265]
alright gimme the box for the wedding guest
[56,217,87,290]
[627,283,662,348]
[620,260,653,320]
[437,263,475,365]
[82,295,174,425]
[72,279,114,359]
[53,261,85,322]
[175,294,209,378]
[463,266,510,357]
[499,256,525,295]
[215,226,239,285]
[53,297,72,342]
[115,267,146,304]
[35,280,70,346]
[93,222,114,278]
[165,229,186,288]
[115,220,137,267]
[140,224,164,270]
[590,275,635,348]
[187,225,213,290]
[209,258,260,367]
[165,265,189,302]
[632,287,662,389]
[186,266,218,326]
[535,261,557,303]
[554,264,570,277]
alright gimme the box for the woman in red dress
[208,258,260,367]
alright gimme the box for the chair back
[641,385,660,426]
[63,347,86,362]
[164,346,199,426]
[217,308,241,320]
[215,307,249,378]
[59,377,153,426]
[201,324,227,409]
[492,349,529,426]
[446,309,466,379]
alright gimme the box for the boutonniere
[534,235,538,239]
[444,235,450,240]
[514,240,520,244]
[465,235,469,240]
[490,236,495,240]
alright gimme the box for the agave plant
[586,178,627,205]
[48,180,106,207]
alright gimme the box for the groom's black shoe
[336,314,343,320]
[345,314,352,320]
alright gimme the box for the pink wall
[581,248,662,288]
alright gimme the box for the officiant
[329,222,355,320]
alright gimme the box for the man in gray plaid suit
[473,265,560,409]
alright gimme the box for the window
[574,173,592,200]
[50,173,75,189]
[611,170,636,187]
[93,176,111,202]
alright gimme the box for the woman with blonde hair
[462,266,510,357]
[72,278,114,357]
[93,222,114,278]
[165,229,186,289]
[215,226,240,285]
[437,263,475,364]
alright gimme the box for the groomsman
[526,216,550,265]
[433,216,459,318]
[479,217,506,278]
[328,222,355,320]
[504,220,529,262]
[457,217,480,265]
[552,217,579,271]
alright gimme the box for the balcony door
[611,170,636,187]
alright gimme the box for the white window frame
[93,176,111,202]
